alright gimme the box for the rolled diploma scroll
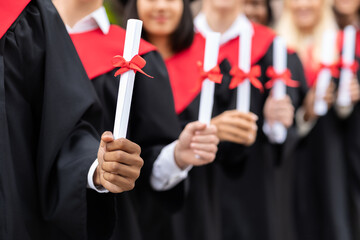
[271,36,288,143]
[198,32,221,125]
[236,25,253,112]
[113,19,143,139]
[314,30,337,116]
[337,25,356,107]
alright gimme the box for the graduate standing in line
[334,0,360,29]
[52,0,220,239]
[334,0,360,237]
[244,0,273,26]
[277,0,360,239]
[193,1,308,240]
[0,0,145,239]
[123,0,258,239]
[124,0,308,239]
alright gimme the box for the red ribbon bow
[197,61,223,84]
[112,55,153,78]
[340,61,359,73]
[265,67,299,89]
[193,61,223,93]
[319,63,340,78]
[229,65,263,92]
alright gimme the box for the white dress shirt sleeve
[335,104,354,119]
[262,121,287,144]
[295,107,317,137]
[87,159,109,193]
[151,141,192,191]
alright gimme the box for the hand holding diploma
[263,37,297,143]
[211,110,258,146]
[174,122,219,170]
[94,132,144,193]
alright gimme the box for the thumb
[100,131,114,149]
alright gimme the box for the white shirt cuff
[150,141,192,191]
[335,104,354,119]
[87,159,109,193]
[263,121,287,144]
[296,107,317,137]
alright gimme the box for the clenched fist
[174,122,219,170]
[94,131,144,193]
[211,110,258,146]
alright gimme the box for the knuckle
[111,162,120,172]
[116,151,125,161]
[117,138,126,149]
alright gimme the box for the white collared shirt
[194,12,253,45]
[66,6,110,35]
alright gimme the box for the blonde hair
[276,0,338,63]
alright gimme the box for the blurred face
[204,0,240,11]
[334,0,360,16]
[288,0,323,31]
[137,0,183,37]
[244,0,269,25]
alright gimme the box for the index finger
[106,138,141,154]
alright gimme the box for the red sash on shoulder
[0,0,30,39]
[166,23,276,114]
[70,25,156,79]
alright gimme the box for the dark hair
[265,0,273,26]
[123,0,194,54]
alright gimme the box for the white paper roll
[113,19,143,139]
[337,25,356,107]
[314,30,337,116]
[236,21,253,112]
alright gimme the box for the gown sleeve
[0,0,115,239]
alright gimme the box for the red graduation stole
[166,23,276,114]
[0,0,30,39]
[70,25,156,80]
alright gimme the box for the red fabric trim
[0,0,30,39]
[166,23,276,114]
[70,25,156,79]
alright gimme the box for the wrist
[174,142,189,170]
[93,166,102,187]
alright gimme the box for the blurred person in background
[277,0,360,239]
[333,0,360,29]
[334,0,360,238]
[244,0,273,26]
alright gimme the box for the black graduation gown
[70,26,185,240]
[293,46,353,240]
[163,23,303,240]
[343,33,360,240]
[261,50,308,240]
[0,0,115,239]
[215,46,307,240]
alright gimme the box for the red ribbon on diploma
[319,63,341,78]
[340,61,359,74]
[229,65,263,92]
[197,61,223,84]
[265,67,299,89]
[193,61,223,93]
[112,55,153,78]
